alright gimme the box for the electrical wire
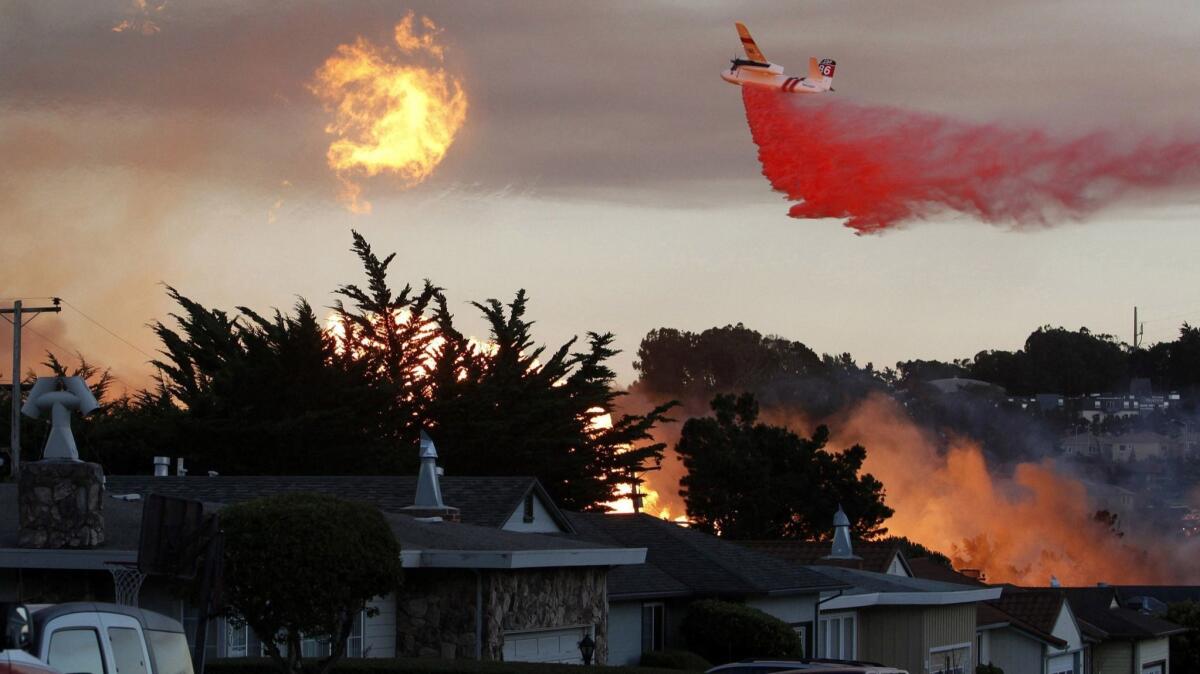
[60,299,156,360]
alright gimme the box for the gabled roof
[976,601,1068,649]
[988,588,1070,646]
[811,566,1001,610]
[106,475,573,532]
[1062,587,1190,640]
[740,540,910,576]
[0,483,636,571]
[566,512,846,601]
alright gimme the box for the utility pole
[2,298,63,478]
[1132,306,1144,350]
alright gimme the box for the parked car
[2,604,59,674]
[707,659,908,674]
[18,603,193,674]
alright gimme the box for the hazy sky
[4,0,1200,390]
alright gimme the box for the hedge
[638,650,712,671]
[680,600,802,665]
[207,658,683,674]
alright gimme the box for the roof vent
[825,505,860,560]
[405,430,461,522]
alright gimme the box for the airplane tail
[808,57,837,89]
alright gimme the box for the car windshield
[145,631,194,674]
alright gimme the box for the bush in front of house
[221,493,404,674]
[639,649,712,671]
[207,658,683,674]
[975,664,1003,674]
[680,599,802,665]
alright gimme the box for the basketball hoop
[105,561,147,607]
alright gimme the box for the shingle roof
[740,540,906,575]
[0,484,616,563]
[566,512,845,600]
[977,601,1068,649]
[990,588,1066,638]
[907,557,987,586]
[106,475,570,531]
[1062,587,1190,639]
[810,566,984,595]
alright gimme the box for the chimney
[824,505,860,560]
[175,457,187,476]
[153,456,169,477]
[404,430,460,521]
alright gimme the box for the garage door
[501,628,587,663]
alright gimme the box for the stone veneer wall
[483,567,608,664]
[17,461,105,548]
[393,567,608,663]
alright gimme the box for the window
[225,622,248,658]
[346,611,365,657]
[930,645,970,674]
[641,602,665,652]
[48,629,106,674]
[146,631,195,674]
[108,627,149,674]
[818,614,855,660]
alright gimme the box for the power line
[60,298,156,360]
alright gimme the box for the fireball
[310,12,468,213]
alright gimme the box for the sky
[4,0,1200,392]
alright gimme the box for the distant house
[566,512,844,665]
[1061,433,1104,460]
[1099,432,1174,462]
[1063,587,1188,674]
[751,509,1000,672]
[1,445,646,665]
[977,587,1085,674]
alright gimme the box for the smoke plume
[743,87,1200,233]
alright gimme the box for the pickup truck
[2,603,193,674]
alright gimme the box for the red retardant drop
[742,87,1200,233]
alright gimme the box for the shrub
[681,599,802,665]
[976,665,1004,674]
[639,650,712,671]
[221,494,403,674]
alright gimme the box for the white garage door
[501,627,586,664]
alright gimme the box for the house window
[225,622,248,658]
[641,602,665,652]
[524,493,535,523]
[346,611,365,657]
[260,611,366,658]
[818,613,855,660]
[929,644,970,674]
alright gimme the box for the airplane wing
[735,22,767,63]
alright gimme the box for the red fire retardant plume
[743,87,1200,233]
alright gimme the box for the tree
[681,599,802,663]
[220,493,402,674]
[1166,601,1200,674]
[969,326,1126,395]
[676,393,892,540]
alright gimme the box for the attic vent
[523,493,535,523]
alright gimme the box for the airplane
[721,22,836,94]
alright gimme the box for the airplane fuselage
[721,66,827,94]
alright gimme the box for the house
[565,512,845,665]
[751,509,1001,672]
[1099,432,1174,462]
[976,587,1085,674]
[1061,433,1104,460]
[1,443,647,665]
[1062,587,1188,674]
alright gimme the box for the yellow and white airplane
[721,22,836,94]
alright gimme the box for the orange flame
[112,0,164,35]
[309,12,468,213]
